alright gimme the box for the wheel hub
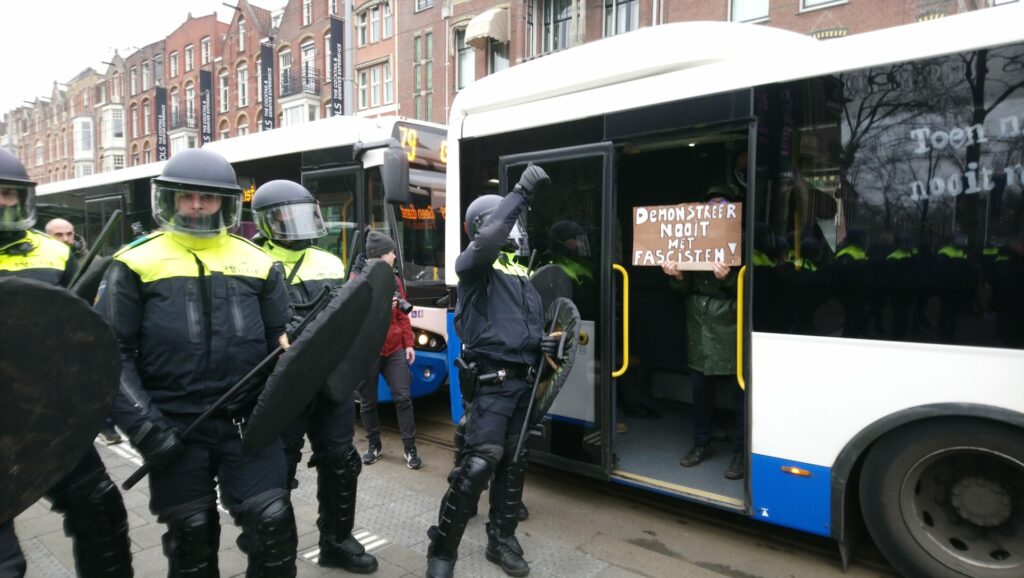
[950,476,1012,527]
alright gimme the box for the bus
[442,7,1024,578]
[36,115,451,402]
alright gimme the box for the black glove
[512,163,550,200]
[540,333,562,360]
[130,421,184,471]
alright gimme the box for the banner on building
[155,86,168,160]
[261,43,274,131]
[330,15,345,116]
[199,69,213,145]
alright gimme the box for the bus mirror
[383,145,411,205]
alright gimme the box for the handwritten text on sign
[632,202,743,270]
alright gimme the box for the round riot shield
[0,277,120,523]
[530,264,574,314]
[530,297,581,425]
[324,259,395,404]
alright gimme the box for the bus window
[393,168,446,284]
[366,167,391,238]
[304,170,358,269]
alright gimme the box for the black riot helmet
[0,148,37,233]
[464,194,528,255]
[151,149,242,236]
[252,179,326,242]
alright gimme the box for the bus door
[302,166,363,271]
[608,124,752,512]
[84,195,126,255]
[498,143,615,479]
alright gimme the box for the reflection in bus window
[306,172,357,269]
[393,167,446,283]
[755,43,1024,349]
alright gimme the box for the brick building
[3,0,1019,183]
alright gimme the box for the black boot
[48,468,134,578]
[485,524,529,577]
[426,454,494,578]
[315,448,378,573]
[485,447,530,576]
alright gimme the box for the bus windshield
[394,167,445,284]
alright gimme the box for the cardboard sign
[632,202,743,270]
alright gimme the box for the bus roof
[450,5,1024,140]
[37,115,447,197]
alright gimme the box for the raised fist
[513,163,550,199]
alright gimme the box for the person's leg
[219,418,296,577]
[0,520,26,578]
[485,379,532,577]
[681,368,715,467]
[307,392,377,573]
[358,357,383,464]
[380,350,419,468]
[46,446,133,577]
[725,377,746,480]
[280,409,309,490]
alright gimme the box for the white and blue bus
[442,6,1024,577]
[36,115,451,401]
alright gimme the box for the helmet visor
[152,182,241,236]
[0,182,36,232]
[255,202,327,241]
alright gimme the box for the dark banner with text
[261,43,274,131]
[155,86,168,160]
[199,69,213,145]
[330,15,344,116]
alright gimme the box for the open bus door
[301,166,363,270]
[497,143,616,480]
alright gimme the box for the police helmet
[549,220,590,257]
[0,149,36,232]
[252,180,326,242]
[464,194,503,240]
[703,183,740,203]
[151,149,242,236]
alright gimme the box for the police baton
[122,287,333,490]
[67,209,123,290]
[512,299,563,464]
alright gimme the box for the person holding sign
[660,184,746,481]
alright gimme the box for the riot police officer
[0,148,133,577]
[251,179,378,573]
[426,164,553,578]
[95,149,296,577]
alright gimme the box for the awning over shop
[465,7,509,50]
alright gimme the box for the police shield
[530,264,574,313]
[0,277,120,523]
[242,259,394,455]
[529,296,581,425]
[71,255,113,303]
[324,259,396,403]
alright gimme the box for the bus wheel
[860,418,1024,578]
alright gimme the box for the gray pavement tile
[594,566,650,578]
[21,538,73,578]
[16,502,51,521]
[13,510,64,538]
[133,541,171,577]
[376,543,428,574]
[530,546,609,578]
[218,546,249,577]
[130,522,166,550]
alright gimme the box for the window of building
[238,117,249,136]
[358,12,368,46]
[358,69,368,109]
[185,45,194,71]
[330,0,337,15]
[801,0,845,9]
[83,89,90,109]
[130,67,139,95]
[303,0,312,25]
[237,62,249,107]
[456,28,474,90]
[170,52,179,77]
[489,39,509,74]
[142,62,151,90]
[185,82,195,122]
[238,17,246,51]
[279,48,293,94]
[114,154,125,170]
[370,66,381,107]
[541,0,572,53]
[324,34,331,82]
[76,163,94,178]
[370,7,381,43]
[103,109,124,141]
[604,0,639,36]
[383,61,393,104]
[219,120,230,140]
[74,118,93,154]
[130,105,139,138]
[301,40,316,88]
[731,0,769,22]
[256,56,263,103]
[219,69,230,112]
[143,143,151,163]
[383,3,393,38]
[35,142,43,167]
[154,55,164,82]
[113,73,122,101]
[143,99,151,134]
[201,37,211,65]
[170,87,180,123]
[415,0,433,11]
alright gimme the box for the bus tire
[859,418,1024,578]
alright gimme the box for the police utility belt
[455,358,536,403]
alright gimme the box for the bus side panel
[750,454,831,537]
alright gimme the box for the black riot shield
[529,297,581,425]
[530,264,574,313]
[0,277,120,523]
[71,255,113,303]
[241,259,395,455]
[324,259,395,403]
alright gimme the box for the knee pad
[454,454,496,496]
[164,506,220,577]
[238,490,298,569]
[309,446,359,475]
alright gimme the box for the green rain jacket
[670,268,738,376]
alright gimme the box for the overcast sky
[1,0,288,114]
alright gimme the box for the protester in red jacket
[357,230,421,469]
